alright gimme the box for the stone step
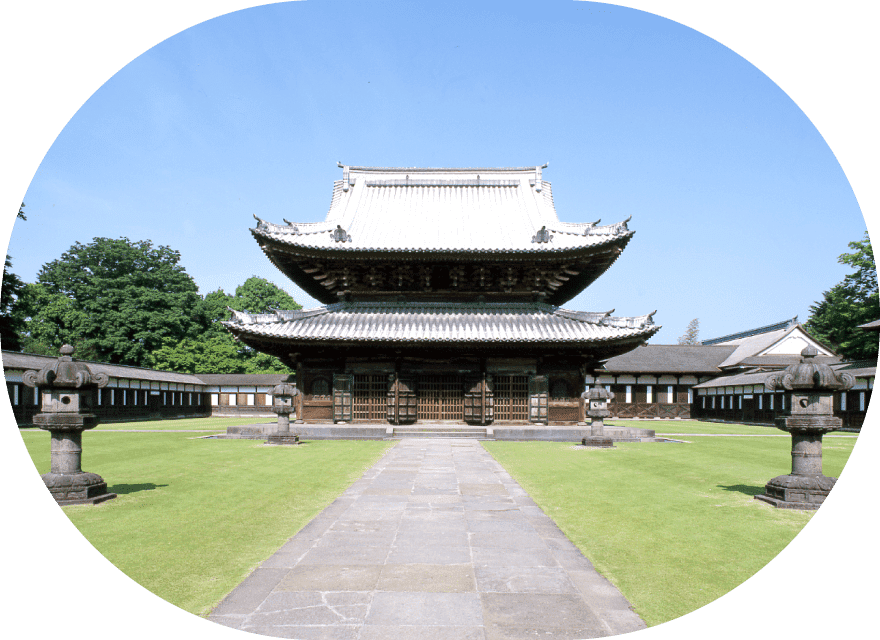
[391,428,488,438]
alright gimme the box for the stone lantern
[755,346,854,510]
[580,385,614,448]
[266,382,302,445]
[22,345,116,505]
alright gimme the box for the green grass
[20,429,393,616]
[611,418,861,437]
[482,434,857,627]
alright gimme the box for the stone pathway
[209,439,645,639]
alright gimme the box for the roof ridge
[701,316,799,345]
[342,165,547,173]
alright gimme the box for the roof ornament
[529,163,549,192]
[532,226,553,244]
[583,220,601,236]
[227,306,254,324]
[611,216,632,235]
[253,213,269,231]
[332,225,352,243]
[341,164,351,192]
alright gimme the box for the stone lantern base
[755,474,835,510]
[42,471,117,506]
[266,434,300,445]
[581,436,614,448]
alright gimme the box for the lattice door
[417,375,464,421]
[332,373,353,423]
[494,375,529,421]
[354,374,387,421]
[529,375,549,425]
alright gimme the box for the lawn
[90,416,269,431]
[482,429,857,627]
[20,429,393,616]
[608,418,850,436]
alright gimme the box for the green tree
[11,283,90,356]
[1,203,29,350]
[806,231,879,361]
[677,318,700,345]
[229,276,302,314]
[27,237,205,366]
[146,277,298,374]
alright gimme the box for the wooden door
[417,375,463,421]
[462,374,495,425]
[529,375,549,425]
[386,375,417,424]
[463,375,483,424]
[333,373,353,423]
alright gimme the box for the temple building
[223,164,661,425]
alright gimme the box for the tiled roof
[1,351,206,385]
[195,374,292,386]
[255,165,633,254]
[694,359,872,389]
[692,369,780,389]
[834,359,877,377]
[858,319,880,331]
[223,302,660,344]
[598,344,737,373]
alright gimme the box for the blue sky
[8,0,867,345]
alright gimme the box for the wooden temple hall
[224,164,660,425]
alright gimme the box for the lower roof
[223,301,660,346]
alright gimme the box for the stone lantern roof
[22,345,109,390]
[581,385,614,401]
[765,346,854,392]
[272,382,300,397]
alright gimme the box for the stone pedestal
[754,347,853,510]
[266,382,301,445]
[580,386,615,448]
[23,346,116,506]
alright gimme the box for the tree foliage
[677,318,700,345]
[17,238,205,366]
[146,277,299,374]
[0,203,29,350]
[806,232,879,361]
[7,232,302,374]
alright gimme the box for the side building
[3,352,293,424]
[586,317,875,429]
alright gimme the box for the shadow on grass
[108,483,168,495]
[717,483,764,497]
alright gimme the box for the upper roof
[223,301,660,356]
[599,344,737,374]
[858,319,880,332]
[253,164,634,255]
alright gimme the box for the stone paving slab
[209,439,646,638]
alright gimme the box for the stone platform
[222,422,657,442]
